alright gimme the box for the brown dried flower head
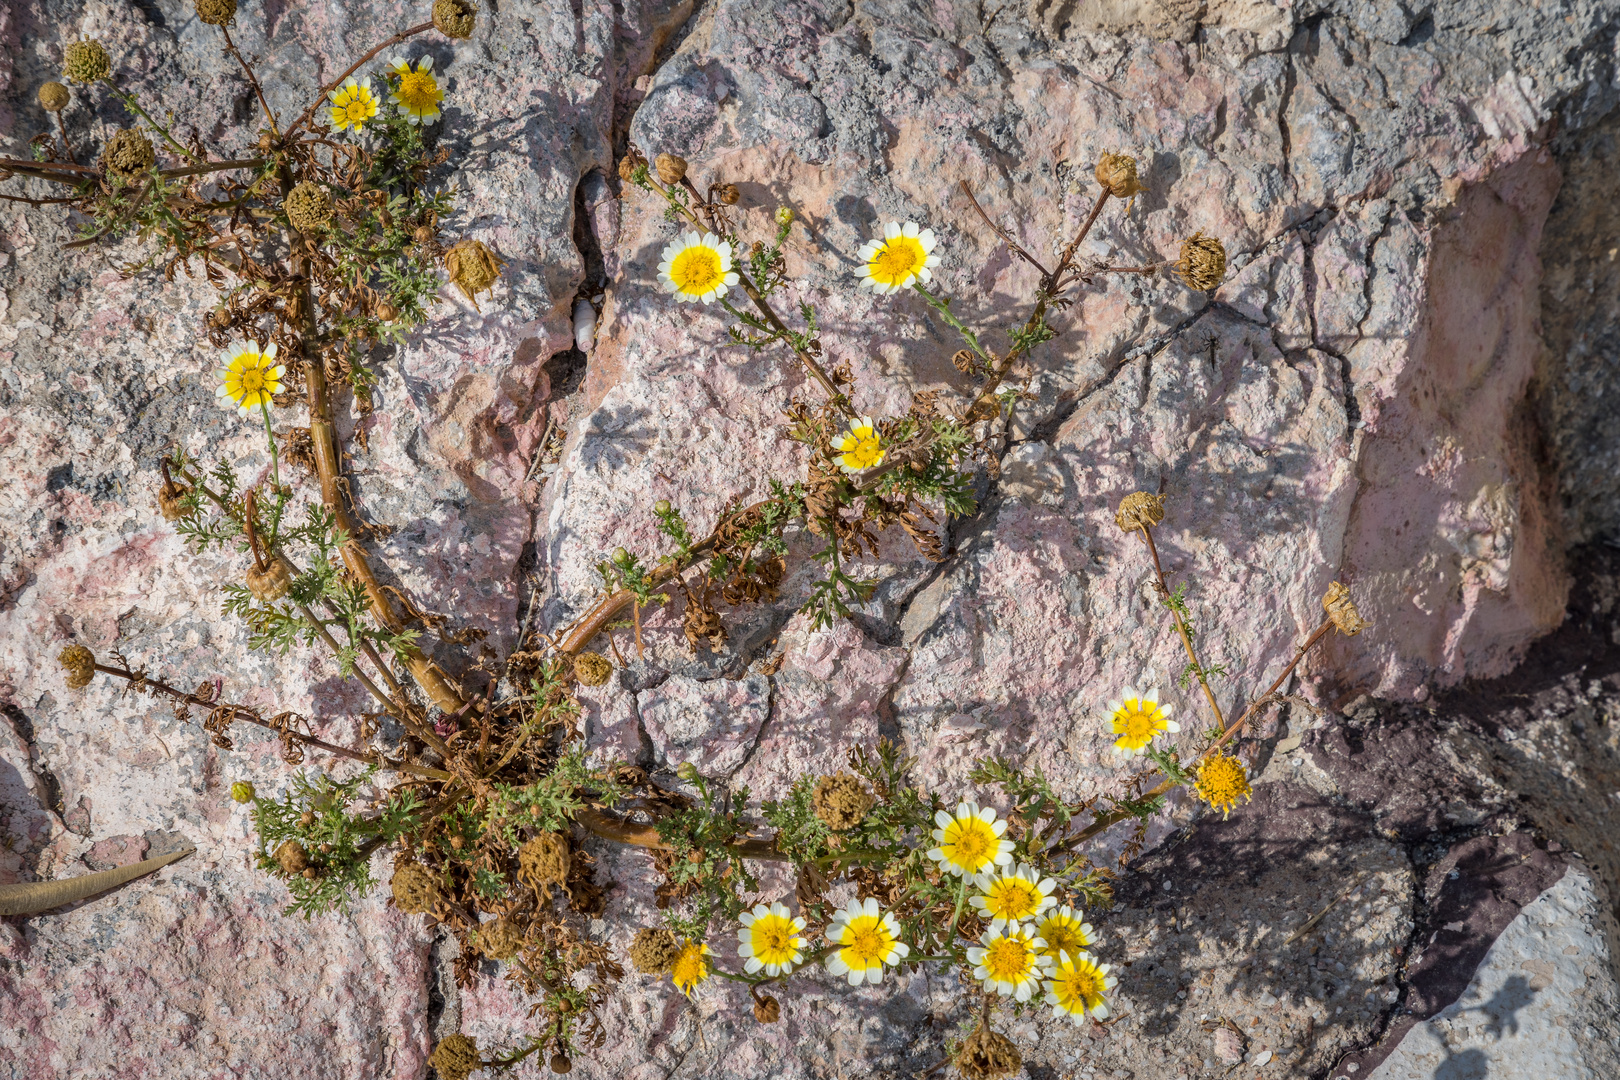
[811,772,874,831]
[428,1033,481,1080]
[1114,491,1166,532]
[158,474,191,521]
[628,926,681,973]
[1322,581,1369,636]
[274,839,310,875]
[517,831,570,891]
[572,651,613,686]
[957,1024,1022,1080]
[714,182,740,205]
[391,861,439,914]
[284,181,333,234]
[194,0,237,26]
[58,645,96,689]
[478,916,525,960]
[1177,231,1227,291]
[753,994,781,1024]
[433,0,478,38]
[550,1053,573,1074]
[246,558,294,602]
[444,239,505,310]
[100,129,155,182]
[655,153,687,185]
[38,82,70,112]
[617,147,648,183]
[63,39,111,84]
[1094,151,1142,201]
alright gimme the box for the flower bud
[443,239,505,311]
[612,546,632,566]
[714,183,740,205]
[1114,491,1166,532]
[775,206,795,227]
[63,39,111,84]
[654,153,687,185]
[58,645,97,689]
[432,0,478,39]
[283,181,333,234]
[653,499,672,515]
[1322,581,1370,636]
[1176,232,1227,291]
[38,82,70,112]
[1094,151,1143,200]
[195,0,237,26]
[230,781,256,803]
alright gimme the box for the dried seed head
[1322,581,1369,636]
[811,772,874,831]
[208,306,233,329]
[1177,231,1227,291]
[775,206,795,227]
[275,839,310,875]
[256,131,275,154]
[58,645,97,689]
[297,808,316,827]
[284,181,333,234]
[448,834,465,850]
[956,1024,1022,1080]
[517,831,570,891]
[375,302,399,322]
[1114,491,1166,532]
[63,39,112,84]
[38,82,70,112]
[753,994,781,1024]
[1094,151,1143,200]
[318,842,332,854]
[194,0,237,26]
[390,861,440,914]
[230,781,256,804]
[100,128,155,182]
[412,224,435,245]
[443,239,505,310]
[432,0,478,38]
[245,558,294,602]
[550,1053,573,1074]
[301,867,318,879]
[654,153,687,185]
[158,476,190,521]
[714,183,740,205]
[572,651,613,686]
[428,1033,481,1080]
[478,916,525,960]
[628,926,682,973]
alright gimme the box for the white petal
[1093,1003,1110,1019]
[917,266,933,283]
[857,243,878,260]
[743,957,763,974]
[918,228,937,251]
[1166,720,1181,732]
[934,810,954,829]
[882,221,901,240]
[867,966,883,985]
[723,273,739,286]
[417,55,434,71]
[901,221,919,238]
[990,819,1008,836]
[826,954,849,975]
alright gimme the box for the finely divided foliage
[15,4,1372,1073]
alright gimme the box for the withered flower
[517,831,570,891]
[38,82,70,112]
[714,182,740,205]
[100,129,155,183]
[956,1023,1022,1080]
[283,181,333,233]
[655,153,688,185]
[245,558,294,602]
[811,772,874,831]
[1094,151,1142,201]
[1177,231,1227,291]
[390,861,439,914]
[617,147,647,183]
[432,0,478,39]
[1114,491,1166,532]
[753,994,781,1023]
[628,926,682,973]
[1322,581,1369,636]
[478,916,525,960]
[572,651,613,686]
[63,40,111,84]
[157,463,190,521]
[428,1034,481,1080]
[58,645,97,689]
[443,238,505,310]
[194,0,237,26]
[550,1053,572,1074]
[274,839,310,875]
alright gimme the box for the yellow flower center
[1038,918,1090,959]
[671,944,707,992]
[942,818,994,871]
[868,235,925,285]
[669,245,725,295]
[1113,699,1164,749]
[1054,963,1106,1011]
[748,914,799,965]
[1195,755,1252,813]
[984,878,1040,922]
[238,368,265,394]
[839,916,894,968]
[344,98,370,121]
[397,70,440,112]
[982,937,1035,983]
[841,428,883,469]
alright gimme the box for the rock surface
[2,0,1619,1078]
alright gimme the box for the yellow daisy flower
[737,901,807,977]
[927,802,1015,879]
[327,76,379,134]
[966,925,1052,1002]
[215,341,285,416]
[387,55,444,126]
[1035,905,1095,962]
[670,940,711,996]
[831,416,885,472]
[1193,752,1253,819]
[657,231,739,304]
[1045,949,1117,1021]
[1108,686,1179,757]
[856,221,940,294]
[970,862,1057,935]
[824,897,910,986]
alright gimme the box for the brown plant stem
[1137,523,1224,728]
[283,22,436,142]
[53,113,78,165]
[1207,618,1334,755]
[221,26,279,136]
